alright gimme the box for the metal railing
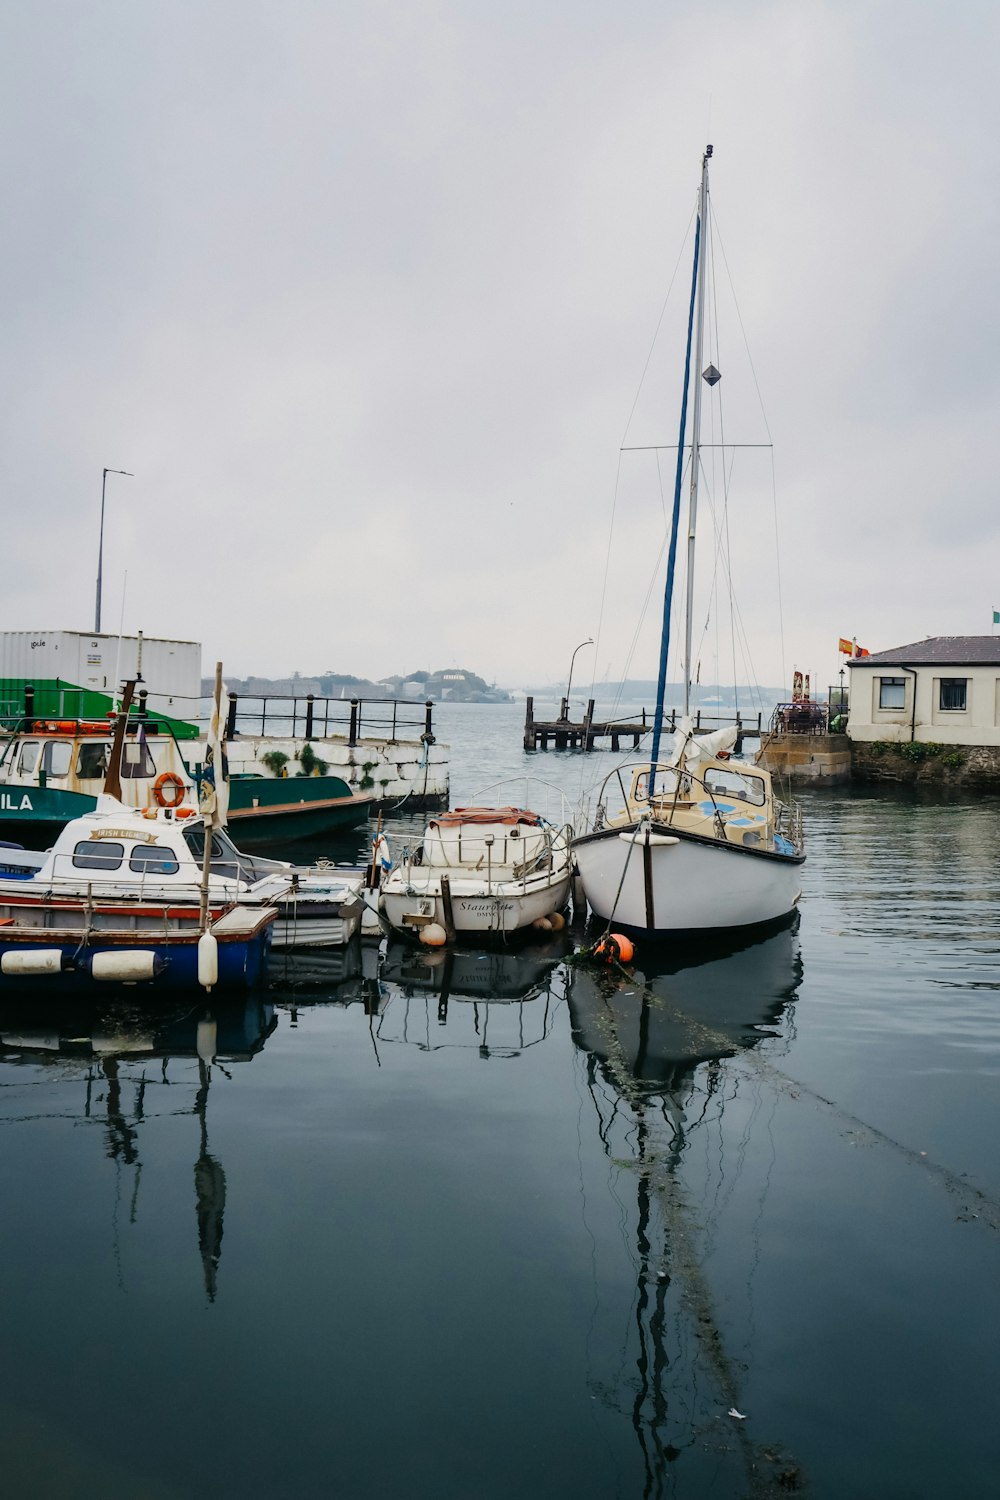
[769,701,829,736]
[768,687,850,738]
[224,694,436,748]
[0,683,437,751]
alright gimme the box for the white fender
[198,932,219,990]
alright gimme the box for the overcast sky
[2,1,997,695]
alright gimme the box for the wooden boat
[573,146,804,937]
[381,804,572,939]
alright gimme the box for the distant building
[848,637,1000,746]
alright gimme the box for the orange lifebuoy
[153,771,185,809]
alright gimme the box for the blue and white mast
[648,145,712,792]
[683,144,712,716]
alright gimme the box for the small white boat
[381,803,573,939]
[180,823,369,949]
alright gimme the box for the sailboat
[573,146,804,936]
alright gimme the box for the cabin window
[183,826,249,880]
[44,741,73,778]
[76,741,111,779]
[878,677,906,710]
[633,769,680,801]
[703,767,766,806]
[939,678,967,711]
[129,843,180,875]
[72,840,124,871]
[121,735,156,779]
[18,742,39,774]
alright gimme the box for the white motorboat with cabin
[0,798,278,992]
[381,798,573,940]
[0,799,367,955]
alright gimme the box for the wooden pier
[523,697,762,752]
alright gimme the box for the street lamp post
[95,467,134,633]
[565,637,594,708]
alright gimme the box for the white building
[847,637,1000,746]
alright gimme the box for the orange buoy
[548,912,566,932]
[419,922,448,948]
[594,932,635,965]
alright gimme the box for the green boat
[226,774,374,847]
[0,719,372,851]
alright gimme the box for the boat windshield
[632,768,682,802]
[703,766,766,807]
[76,741,111,779]
[44,741,72,778]
[18,742,40,775]
[183,825,260,883]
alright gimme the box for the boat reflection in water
[0,995,276,1301]
[567,918,805,1495]
[374,933,572,1058]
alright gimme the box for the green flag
[994,609,1000,625]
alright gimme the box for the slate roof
[848,636,1000,667]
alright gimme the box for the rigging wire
[591,206,698,711]
[711,207,787,690]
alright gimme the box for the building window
[939,678,967,711]
[879,677,906,710]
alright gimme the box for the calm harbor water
[1,701,999,1498]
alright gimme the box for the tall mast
[682,144,712,715]
[648,149,704,793]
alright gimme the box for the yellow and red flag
[838,638,853,655]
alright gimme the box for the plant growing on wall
[261,750,290,777]
[898,741,942,763]
[297,742,329,777]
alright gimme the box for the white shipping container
[0,630,202,718]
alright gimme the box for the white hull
[382,870,571,937]
[573,825,802,934]
[270,908,361,949]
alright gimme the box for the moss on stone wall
[850,741,1000,784]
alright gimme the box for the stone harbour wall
[849,740,1000,787]
[759,733,852,784]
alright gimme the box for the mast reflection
[568,920,804,1495]
[0,997,275,1302]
